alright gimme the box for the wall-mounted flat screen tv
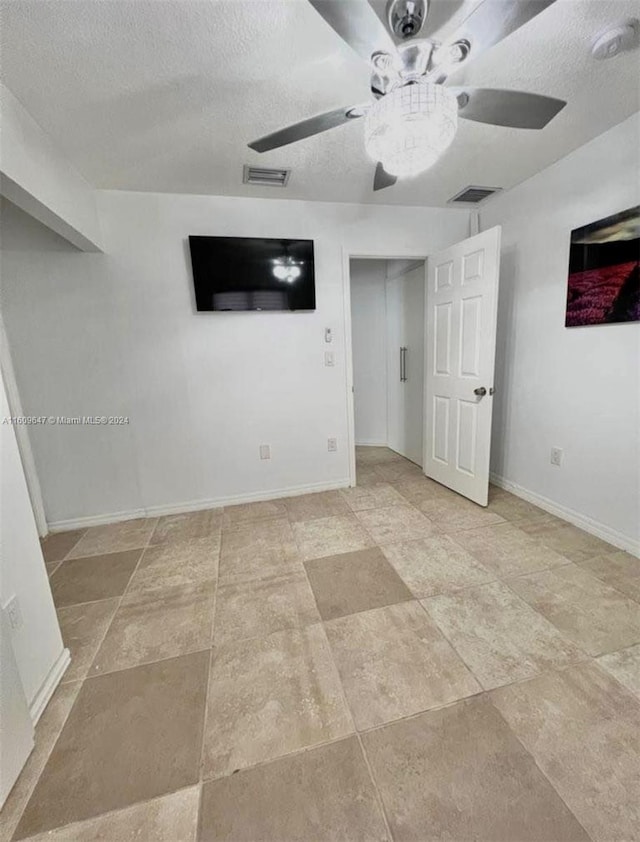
[189,236,315,312]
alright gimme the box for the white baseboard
[29,647,70,725]
[490,472,640,558]
[47,478,352,532]
[355,441,388,447]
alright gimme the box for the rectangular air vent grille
[448,186,502,204]
[243,165,290,187]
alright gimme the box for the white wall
[0,83,102,252]
[484,113,640,553]
[1,192,468,526]
[0,367,66,714]
[350,260,388,446]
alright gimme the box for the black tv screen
[189,236,315,311]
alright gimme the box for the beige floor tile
[304,547,413,621]
[393,476,455,504]
[340,483,406,512]
[424,581,584,689]
[292,515,374,561]
[354,465,385,487]
[67,518,157,558]
[517,511,567,530]
[362,696,589,842]
[19,786,200,842]
[0,681,81,842]
[49,550,141,608]
[126,536,219,598]
[486,487,548,522]
[355,503,438,544]
[355,446,404,465]
[597,643,640,698]
[222,499,288,527]
[450,522,569,578]
[57,598,119,683]
[213,570,320,644]
[579,550,640,602]
[150,508,222,545]
[492,661,640,842]
[517,520,613,562]
[325,601,480,730]
[417,494,505,530]
[508,563,640,656]
[202,624,352,780]
[40,529,86,563]
[219,518,301,584]
[198,737,387,842]
[381,535,495,597]
[13,652,208,840]
[45,561,62,577]
[373,459,424,482]
[284,490,351,522]
[91,583,215,674]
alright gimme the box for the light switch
[324,328,333,343]
[324,351,335,367]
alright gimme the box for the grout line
[81,646,213,683]
[45,560,63,578]
[58,528,89,562]
[15,784,203,841]
[81,528,156,681]
[197,648,215,784]
[413,597,486,691]
[486,698,596,842]
[197,531,221,783]
[355,730,395,842]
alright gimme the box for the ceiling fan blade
[307,0,397,63]
[248,106,364,153]
[452,88,566,129]
[373,162,397,191]
[446,0,558,68]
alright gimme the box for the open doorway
[346,227,502,505]
[349,258,426,484]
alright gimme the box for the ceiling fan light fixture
[364,80,458,178]
[272,257,302,283]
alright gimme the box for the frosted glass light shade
[365,81,458,178]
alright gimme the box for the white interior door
[386,266,424,466]
[423,227,501,505]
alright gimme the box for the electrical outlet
[327,438,337,452]
[550,447,563,467]
[324,351,335,367]
[259,444,271,460]
[4,595,23,632]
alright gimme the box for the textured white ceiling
[1,0,638,207]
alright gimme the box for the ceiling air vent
[243,165,290,187]
[448,186,502,204]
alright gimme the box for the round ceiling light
[365,80,458,178]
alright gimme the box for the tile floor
[3,447,640,842]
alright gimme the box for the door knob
[474,387,487,397]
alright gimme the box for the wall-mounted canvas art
[566,205,639,327]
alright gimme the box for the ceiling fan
[248,0,567,191]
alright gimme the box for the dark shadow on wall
[0,198,80,254]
